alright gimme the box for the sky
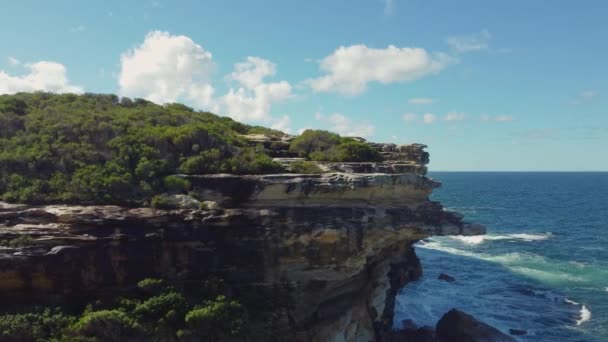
[1,0,607,171]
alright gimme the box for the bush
[335,140,382,162]
[133,292,187,323]
[184,296,247,340]
[69,310,139,340]
[290,161,323,174]
[289,130,382,162]
[163,175,190,193]
[289,130,341,158]
[0,308,75,341]
[137,278,166,295]
[150,194,175,209]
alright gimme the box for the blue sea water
[393,172,608,341]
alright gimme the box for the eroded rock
[436,309,516,342]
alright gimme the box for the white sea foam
[418,239,588,285]
[449,232,552,245]
[576,305,591,325]
[510,267,585,283]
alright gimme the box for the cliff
[0,140,484,341]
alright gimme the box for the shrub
[69,310,139,340]
[289,129,341,158]
[290,161,323,174]
[137,278,166,295]
[184,296,247,340]
[133,292,187,323]
[0,308,75,341]
[150,194,175,209]
[289,130,382,162]
[335,140,382,162]
[163,175,190,193]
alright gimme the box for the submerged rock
[436,308,516,342]
[438,273,456,282]
[509,328,527,336]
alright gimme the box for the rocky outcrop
[436,309,516,342]
[0,140,484,341]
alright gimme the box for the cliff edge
[0,139,484,341]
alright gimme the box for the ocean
[393,172,608,341]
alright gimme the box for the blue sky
[1,0,607,171]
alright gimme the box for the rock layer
[0,141,484,341]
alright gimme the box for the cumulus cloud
[444,111,467,122]
[422,113,436,124]
[447,29,492,53]
[315,112,375,137]
[221,56,292,122]
[0,61,83,95]
[118,31,293,124]
[306,44,451,95]
[270,115,291,133]
[118,30,216,106]
[408,97,435,105]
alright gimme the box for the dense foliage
[0,278,253,341]
[0,92,284,204]
[289,129,382,162]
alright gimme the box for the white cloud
[402,113,418,122]
[306,44,452,95]
[444,111,467,122]
[228,57,276,89]
[118,30,216,106]
[270,115,291,133]
[119,31,292,124]
[315,112,375,137]
[0,61,83,95]
[7,57,20,66]
[447,29,491,53]
[481,114,515,122]
[408,97,435,105]
[422,113,436,124]
[221,56,292,122]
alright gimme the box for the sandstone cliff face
[0,140,483,341]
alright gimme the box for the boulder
[436,309,516,342]
[509,329,527,336]
[438,273,456,282]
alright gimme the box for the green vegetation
[0,278,259,341]
[0,94,383,205]
[289,129,382,162]
[290,160,324,174]
[0,235,35,247]
[0,92,284,205]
